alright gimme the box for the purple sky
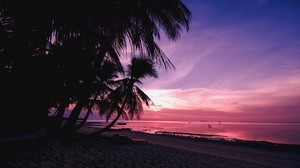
[121,0,300,122]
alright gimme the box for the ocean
[86,120,300,145]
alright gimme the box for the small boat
[208,124,212,128]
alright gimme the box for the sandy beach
[1,127,300,168]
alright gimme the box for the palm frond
[134,86,155,107]
[127,57,158,80]
[125,91,144,120]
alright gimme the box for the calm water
[87,120,300,145]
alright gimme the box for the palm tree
[75,58,123,130]
[91,56,157,135]
[1,0,191,135]
[61,0,191,134]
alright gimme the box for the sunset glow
[2,1,300,167]
[138,0,300,122]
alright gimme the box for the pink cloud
[143,73,300,122]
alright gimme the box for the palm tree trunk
[54,99,69,129]
[61,49,107,135]
[75,108,92,130]
[75,91,100,130]
[61,98,87,135]
[91,112,122,135]
[90,95,128,135]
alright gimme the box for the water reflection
[122,121,300,145]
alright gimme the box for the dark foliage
[0,0,191,135]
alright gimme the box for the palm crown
[0,0,191,134]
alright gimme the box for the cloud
[143,72,300,122]
[141,108,300,123]
[142,14,300,90]
[136,0,300,122]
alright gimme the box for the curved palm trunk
[54,99,69,129]
[91,112,122,135]
[62,97,87,135]
[75,91,100,130]
[91,95,128,135]
[75,108,92,130]
[61,50,107,135]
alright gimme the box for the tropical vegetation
[0,0,191,136]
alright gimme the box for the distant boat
[208,124,212,128]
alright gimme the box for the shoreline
[104,128,300,152]
[85,123,300,147]
[1,127,300,167]
[0,133,266,168]
[152,130,300,151]
[81,126,300,167]
[85,120,300,145]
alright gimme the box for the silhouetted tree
[0,0,191,135]
[91,57,157,135]
[75,58,123,130]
